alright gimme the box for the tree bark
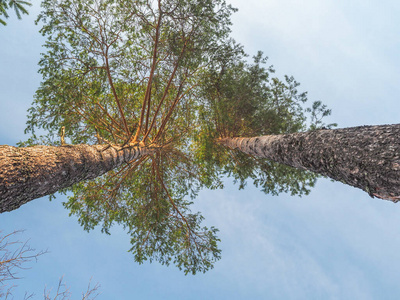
[0,144,153,213]
[218,124,400,202]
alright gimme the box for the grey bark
[0,144,153,213]
[218,124,400,202]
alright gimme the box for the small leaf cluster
[0,0,31,25]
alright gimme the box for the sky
[1,0,400,299]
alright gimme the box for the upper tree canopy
[24,0,334,274]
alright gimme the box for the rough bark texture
[218,124,400,202]
[0,144,152,213]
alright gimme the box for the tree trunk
[0,144,153,213]
[218,124,400,202]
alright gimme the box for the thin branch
[153,82,198,142]
[133,6,163,143]
[104,46,130,136]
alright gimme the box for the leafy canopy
[29,0,235,275]
[26,0,335,274]
[196,49,336,195]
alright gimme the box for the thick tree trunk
[218,124,400,202]
[0,144,153,213]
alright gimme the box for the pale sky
[1,0,400,299]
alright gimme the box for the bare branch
[0,230,46,298]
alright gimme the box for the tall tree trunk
[0,144,153,213]
[218,124,400,202]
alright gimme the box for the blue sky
[1,0,400,299]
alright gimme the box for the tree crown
[24,0,335,274]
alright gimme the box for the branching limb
[0,230,46,298]
[133,5,163,143]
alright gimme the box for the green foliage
[26,0,336,275]
[65,146,221,274]
[30,0,236,145]
[0,0,31,25]
[199,49,335,138]
[306,100,337,130]
[194,48,336,196]
[30,0,235,275]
